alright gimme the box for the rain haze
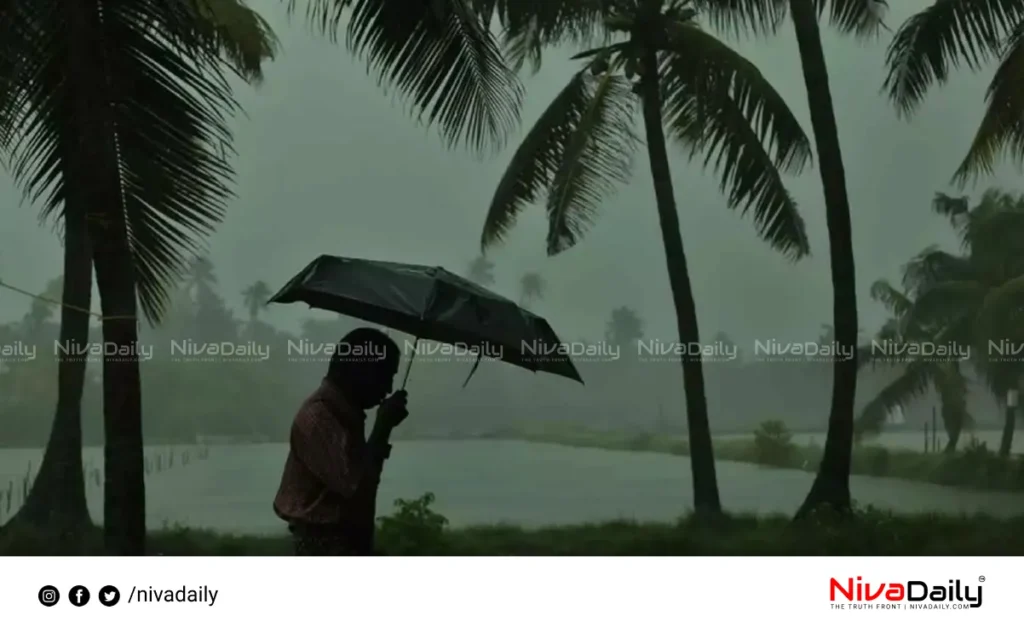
[2,0,1024,553]
[1,0,1012,338]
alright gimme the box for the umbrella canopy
[268,255,584,384]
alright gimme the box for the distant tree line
[1,256,1005,448]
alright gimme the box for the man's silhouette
[274,328,408,555]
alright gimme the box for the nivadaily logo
[830,576,984,610]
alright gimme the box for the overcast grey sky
[0,0,1016,346]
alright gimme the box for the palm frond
[883,0,1024,116]
[0,3,34,156]
[955,191,1024,278]
[908,280,986,330]
[481,68,631,251]
[951,20,1024,186]
[816,0,889,39]
[856,358,938,434]
[292,0,523,154]
[545,71,636,255]
[489,0,607,73]
[869,279,913,317]
[186,0,280,85]
[698,0,887,38]
[4,0,243,323]
[112,1,243,322]
[693,0,788,38]
[661,24,812,259]
[3,1,74,225]
[932,191,970,233]
[901,247,974,292]
[973,272,1024,348]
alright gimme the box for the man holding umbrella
[268,254,584,554]
[273,328,409,555]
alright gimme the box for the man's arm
[291,403,390,498]
[363,422,395,486]
[362,389,406,485]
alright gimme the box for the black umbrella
[268,255,584,387]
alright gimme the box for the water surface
[1,440,1021,533]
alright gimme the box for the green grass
[476,426,1024,493]
[4,507,1024,555]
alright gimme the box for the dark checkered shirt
[274,379,389,538]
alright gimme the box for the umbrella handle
[401,337,418,390]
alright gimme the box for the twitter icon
[98,585,120,606]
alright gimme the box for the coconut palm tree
[855,277,973,452]
[0,0,278,552]
[606,306,645,348]
[290,0,524,153]
[184,256,235,339]
[903,190,1024,458]
[0,220,96,538]
[481,0,812,513]
[697,0,888,517]
[466,255,497,287]
[518,272,546,306]
[883,0,1024,184]
[242,280,272,329]
[186,256,218,300]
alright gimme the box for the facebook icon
[69,585,90,607]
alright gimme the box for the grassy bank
[4,504,1024,555]
[478,424,1024,493]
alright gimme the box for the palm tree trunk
[91,222,146,555]
[69,0,146,555]
[789,0,859,519]
[944,425,961,453]
[998,403,1015,458]
[639,49,721,514]
[943,402,963,453]
[3,209,93,537]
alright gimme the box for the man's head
[326,328,401,409]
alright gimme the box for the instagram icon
[38,585,60,607]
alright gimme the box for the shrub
[665,439,689,456]
[752,420,795,467]
[625,432,656,451]
[376,492,450,555]
[962,437,991,464]
[940,438,991,487]
[864,447,890,476]
[1014,455,1024,488]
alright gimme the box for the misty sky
[0,0,1017,348]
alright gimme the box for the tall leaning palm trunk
[0,0,277,547]
[638,46,719,510]
[7,207,94,535]
[65,0,147,554]
[788,0,858,518]
[481,0,814,515]
[696,0,886,517]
